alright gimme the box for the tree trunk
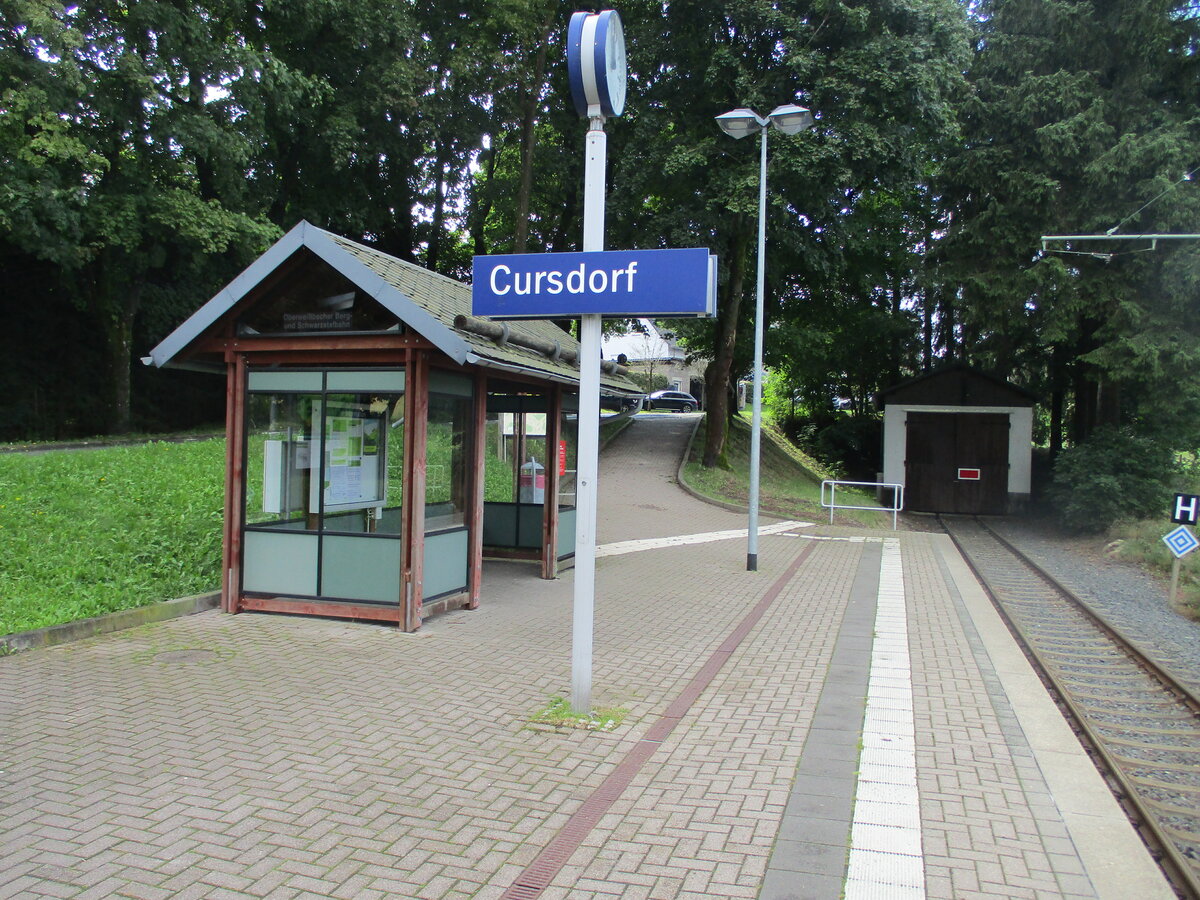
[512,18,554,254]
[1098,378,1121,427]
[939,291,956,360]
[1049,343,1067,460]
[702,224,751,468]
[101,281,144,435]
[1070,320,1102,444]
[470,143,499,257]
[427,134,450,271]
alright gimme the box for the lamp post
[716,103,814,571]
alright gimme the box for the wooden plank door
[905,412,1010,514]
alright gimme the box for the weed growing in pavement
[528,695,628,732]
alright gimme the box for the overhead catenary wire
[1105,165,1200,236]
[1040,165,1200,255]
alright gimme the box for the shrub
[813,416,882,482]
[1048,427,1179,532]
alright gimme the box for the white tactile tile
[845,848,925,889]
[851,821,924,856]
[855,780,921,807]
[846,538,925,898]
[853,798,922,830]
[857,762,917,787]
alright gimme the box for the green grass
[681,413,893,528]
[0,440,225,635]
[1101,519,1200,616]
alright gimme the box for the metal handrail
[820,480,904,530]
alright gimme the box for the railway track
[940,515,1200,899]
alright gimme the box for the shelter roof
[146,221,639,394]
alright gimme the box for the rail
[820,480,904,530]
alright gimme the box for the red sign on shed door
[958,467,982,481]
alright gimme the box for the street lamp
[716,103,814,572]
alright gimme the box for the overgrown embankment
[680,413,894,528]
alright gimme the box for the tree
[0,0,278,434]
[604,0,970,466]
[937,0,1200,452]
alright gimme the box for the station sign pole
[472,11,713,715]
[569,9,625,715]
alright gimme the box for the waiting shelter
[146,221,640,631]
[879,363,1036,515]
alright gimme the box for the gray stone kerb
[2,591,220,655]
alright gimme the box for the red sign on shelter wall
[559,440,567,476]
[958,468,982,481]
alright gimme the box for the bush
[1048,427,1179,532]
[813,416,882,482]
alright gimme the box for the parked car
[600,393,643,412]
[646,390,700,412]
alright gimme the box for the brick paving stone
[0,416,1165,899]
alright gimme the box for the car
[600,393,644,412]
[646,390,700,412]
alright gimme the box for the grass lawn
[0,440,225,635]
[681,413,893,529]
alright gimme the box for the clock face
[568,9,627,118]
[602,12,626,117]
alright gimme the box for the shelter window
[426,370,473,531]
[244,369,406,536]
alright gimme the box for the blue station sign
[472,248,715,319]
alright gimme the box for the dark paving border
[760,539,882,899]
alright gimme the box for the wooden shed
[146,221,639,630]
[879,364,1037,515]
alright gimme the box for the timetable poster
[313,407,386,512]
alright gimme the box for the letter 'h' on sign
[1173,493,1200,525]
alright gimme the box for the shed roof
[878,362,1037,407]
[146,221,639,393]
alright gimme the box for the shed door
[905,412,1009,514]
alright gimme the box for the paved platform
[0,414,1174,899]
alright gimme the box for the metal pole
[571,113,606,714]
[747,124,767,572]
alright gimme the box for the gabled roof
[878,362,1038,407]
[146,221,638,393]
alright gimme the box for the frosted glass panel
[326,371,406,392]
[423,529,468,598]
[243,531,318,595]
[322,535,401,603]
[248,371,323,392]
[558,508,576,559]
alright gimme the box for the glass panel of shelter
[243,369,406,604]
[482,390,577,555]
